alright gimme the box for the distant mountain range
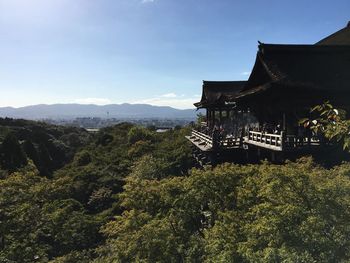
[0,104,201,120]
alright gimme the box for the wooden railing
[189,129,323,152]
[190,129,213,147]
[284,135,321,148]
[245,131,321,151]
[190,129,242,150]
[221,136,241,148]
[245,131,283,151]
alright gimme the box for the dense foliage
[1,118,350,262]
[96,159,350,262]
[0,118,90,177]
[0,120,192,262]
[302,102,350,151]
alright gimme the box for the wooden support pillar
[208,110,212,128]
[219,109,222,124]
[281,131,285,151]
[208,110,211,128]
[212,110,216,126]
[206,109,209,127]
[271,151,276,162]
[209,110,211,127]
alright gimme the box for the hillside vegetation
[0,118,350,262]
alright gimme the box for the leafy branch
[300,101,350,151]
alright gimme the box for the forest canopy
[0,118,350,262]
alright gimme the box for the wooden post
[212,110,215,127]
[206,110,209,127]
[206,109,209,127]
[219,110,222,124]
[209,110,213,128]
[271,151,276,162]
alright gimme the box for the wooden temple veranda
[186,22,350,165]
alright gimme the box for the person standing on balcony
[274,124,282,135]
[212,125,220,150]
[297,124,305,146]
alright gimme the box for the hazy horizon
[0,101,196,110]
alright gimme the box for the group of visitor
[249,123,283,135]
[197,119,323,149]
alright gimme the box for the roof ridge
[203,80,246,83]
[260,43,350,49]
[316,23,350,45]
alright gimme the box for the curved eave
[194,102,238,110]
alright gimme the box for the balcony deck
[187,129,321,153]
[185,130,213,151]
[186,129,241,152]
[244,131,283,151]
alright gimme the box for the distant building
[187,22,350,165]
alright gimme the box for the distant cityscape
[44,117,195,129]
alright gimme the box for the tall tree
[0,133,27,171]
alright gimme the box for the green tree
[0,133,27,171]
[97,158,350,262]
[127,126,155,144]
[74,150,92,166]
[0,165,101,262]
[302,102,350,150]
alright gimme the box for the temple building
[187,22,350,165]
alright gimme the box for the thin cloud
[161,93,177,98]
[141,0,155,3]
[133,94,200,109]
[73,98,112,105]
[241,71,251,76]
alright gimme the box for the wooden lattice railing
[246,131,283,150]
[245,131,321,151]
[190,129,213,147]
[189,129,322,152]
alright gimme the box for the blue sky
[0,0,349,109]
